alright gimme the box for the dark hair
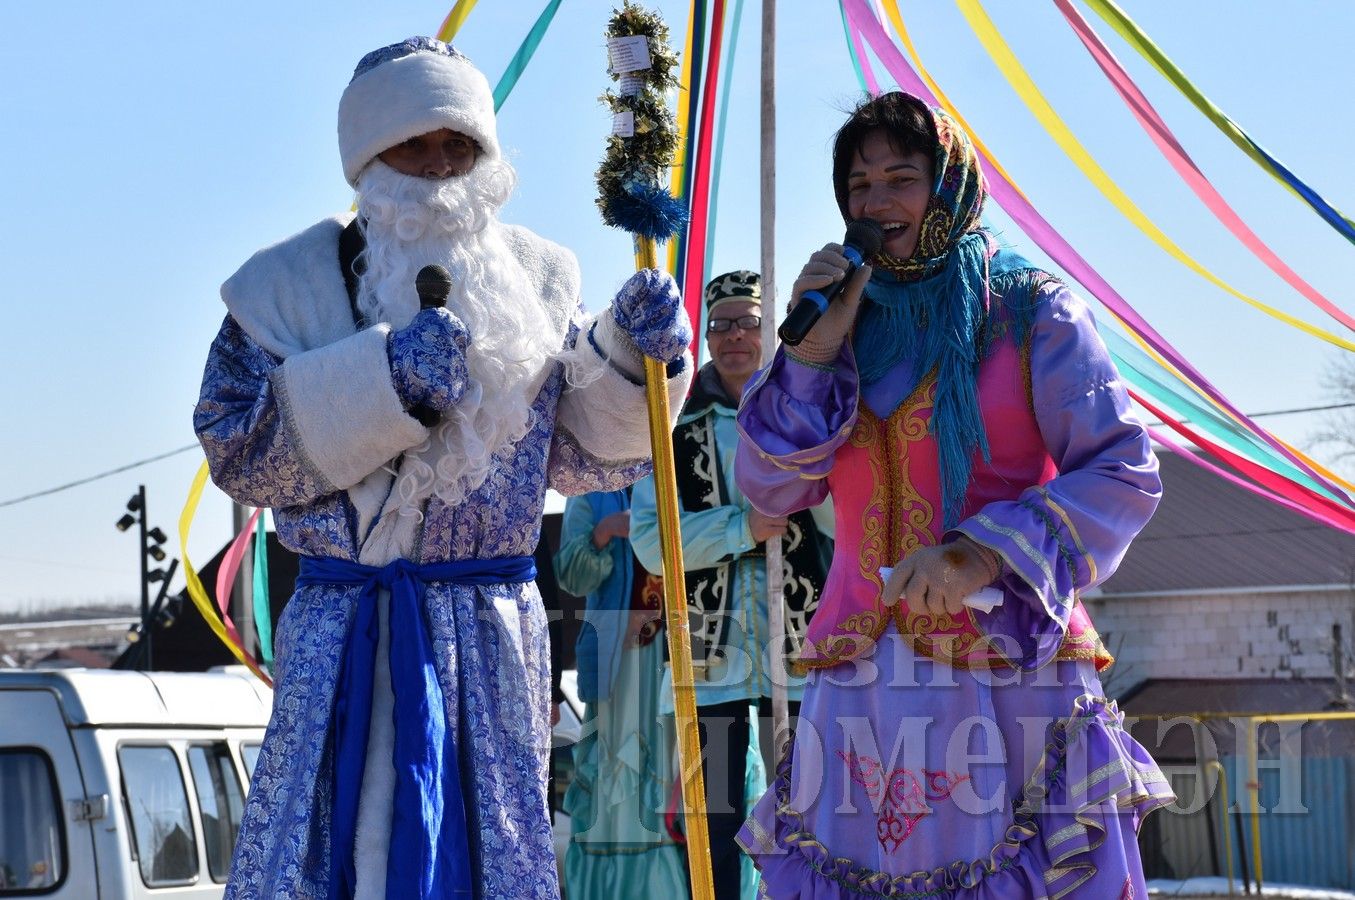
[831,92,937,219]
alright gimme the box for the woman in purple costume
[733,91,1174,898]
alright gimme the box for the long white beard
[355,159,557,514]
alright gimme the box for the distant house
[1087,450,1355,889]
[1087,449,1355,692]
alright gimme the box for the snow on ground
[1148,877,1355,899]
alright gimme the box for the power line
[0,444,201,510]
[1247,402,1355,418]
[1145,401,1355,428]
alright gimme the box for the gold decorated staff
[595,4,714,897]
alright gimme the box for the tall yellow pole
[636,237,715,899]
[1247,719,1263,889]
[1203,759,1235,897]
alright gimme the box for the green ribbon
[492,0,565,112]
[252,508,274,670]
[1101,328,1342,504]
[839,1,869,93]
[1081,0,1355,244]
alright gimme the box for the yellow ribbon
[179,460,272,684]
[436,0,480,42]
[666,0,701,278]
[880,0,1025,200]
[881,1,1355,494]
[951,0,1355,353]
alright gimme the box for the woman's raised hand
[784,243,872,365]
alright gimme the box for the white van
[0,667,270,898]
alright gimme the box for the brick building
[1087,450,1355,693]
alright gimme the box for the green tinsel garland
[595,1,687,240]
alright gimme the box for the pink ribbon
[840,0,1352,509]
[1053,0,1355,334]
[214,507,262,650]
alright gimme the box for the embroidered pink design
[1119,876,1136,899]
[838,751,971,852]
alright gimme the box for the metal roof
[1098,451,1355,596]
[1118,677,1355,758]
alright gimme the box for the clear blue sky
[2,1,1352,611]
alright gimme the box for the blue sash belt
[297,554,536,899]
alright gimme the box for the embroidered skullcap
[703,270,761,313]
[338,37,498,187]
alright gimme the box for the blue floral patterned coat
[194,213,690,899]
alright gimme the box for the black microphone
[416,264,453,310]
[778,219,885,347]
[411,264,454,427]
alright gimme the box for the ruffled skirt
[736,634,1173,899]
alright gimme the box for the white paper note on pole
[607,35,652,73]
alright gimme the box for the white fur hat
[338,37,499,187]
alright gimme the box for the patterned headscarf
[845,94,1048,528]
[873,106,987,280]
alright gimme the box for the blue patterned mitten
[387,307,471,416]
[611,268,691,364]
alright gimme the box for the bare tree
[1312,351,1355,466]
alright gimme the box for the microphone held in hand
[778,219,885,346]
[411,264,455,427]
[416,264,453,310]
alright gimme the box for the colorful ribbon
[1147,426,1355,536]
[680,0,728,347]
[1080,0,1355,247]
[1101,327,1346,505]
[492,0,564,111]
[840,4,869,93]
[668,0,710,363]
[178,461,271,684]
[1137,394,1355,535]
[435,0,480,43]
[952,0,1355,353]
[841,0,1354,516]
[1052,0,1354,334]
[214,507,260,622]
[252,508,274,670]
[702,0,746,290]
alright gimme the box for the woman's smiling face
[844,129,934,260]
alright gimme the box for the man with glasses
[631,271,833,900]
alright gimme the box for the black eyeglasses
[707,314,762,334]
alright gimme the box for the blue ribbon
[297,553,536,899]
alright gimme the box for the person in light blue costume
[556,489,687,899]
[630,271,834,900]
[194,38,693,900]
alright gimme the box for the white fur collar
[220,214,358,359]
[219,214,578,359]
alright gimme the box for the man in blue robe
[194,37,692,899]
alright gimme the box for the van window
[0,749,64,894]
[240,742,261,781]
[118,746,197,886]
[187,744,244,882]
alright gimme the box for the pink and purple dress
[733,281,1174,898]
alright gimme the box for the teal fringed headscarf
[851,102,1053,529]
